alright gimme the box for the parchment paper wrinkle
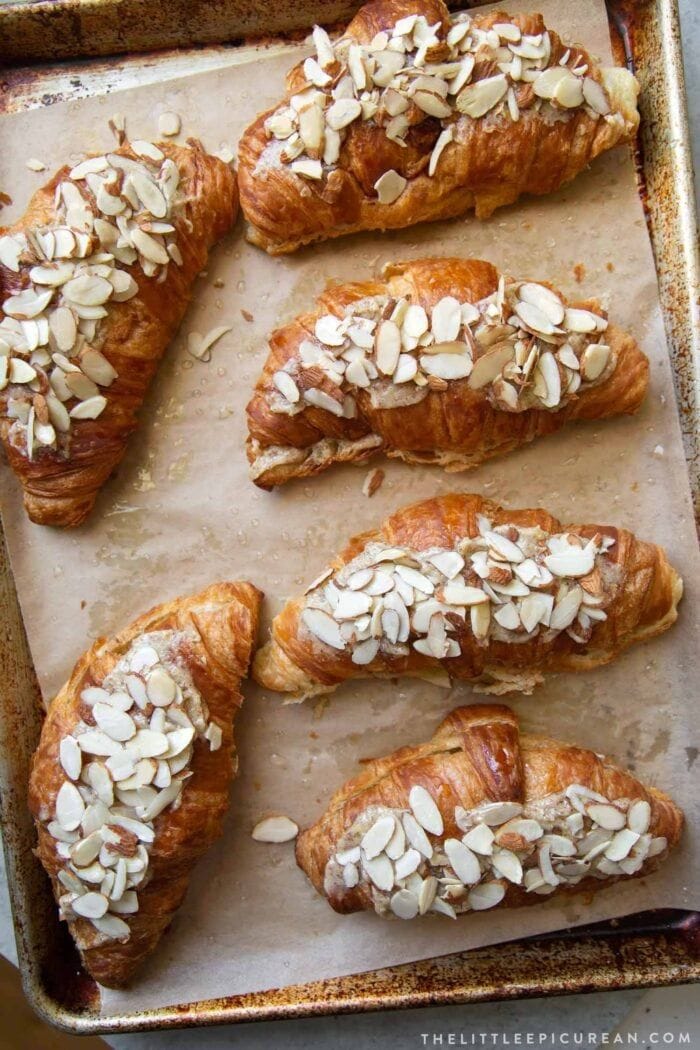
[0,0,697,1015]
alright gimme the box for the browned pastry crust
[28,582,261,987]
[296,704,684,914]
[238,2,640,254]
[253,493,682,699]
[246,258,649,487]
[1,142,238,527]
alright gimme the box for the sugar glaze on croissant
[296,704,683,920]
[0,138,238,527]
[247,258,649,487]
[253,494,682,699]
[238,1,640,254]
[28,582,261,987]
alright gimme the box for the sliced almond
[390,888,419,919]
[130,172,168,218]
[362,815,395,859]
[583,77,610,115]
[69,395,107,420]
[158,111,181,136]
[326,98,362,130]
[533,65,571,99]
[302,607,345,649]
[291,158,323,181]
[554,74,584,108]
[468,344,515,389]
[581,343,611,381]
[374,169,407,205]
[420,353,471,380]
[272,370,300,403]
[456,74,508,118]
[55,781,85,831]
[444,837,480,885]
[468,881,505,910]
[0,235,23,272]
[549,585,583,630]
[375,320,401,375]
[4,288,54,319]
[80,350,118,387]
[409,785,443,835]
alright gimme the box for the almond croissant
[28,581,261,987]
[247,258,648,487]
[253,493,682,699]
[0,139,238,527]
[296,704,683,920]
[238,1,640,254]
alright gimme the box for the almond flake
[363,853,394,891]
[390,888,419,919]
[583,77,610,115]
[444,837,480,885]
[69,395,107,420]
[456,74,508,117]
[59,736,82,780]
[374,169,407,205]
[468,881,505,910]
[409,785,443,835]
[56,781,86,831]
[302,607,346,649]
[158,112,181,136]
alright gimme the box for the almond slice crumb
[362,467,385,497]
[158,112,181,137]
[187,325,232,362]
[252,815,299,843]
[26,158,46,172]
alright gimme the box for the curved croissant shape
[253,493,682,699]
[246,258,648,487]
[296,704,684,919]
[28,582,261,987]
[238,0,640,254]
[0,140,238,527]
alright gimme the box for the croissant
[28,581,261,987]
[296,704,683,920]
[0,139,238,527]
[246,258,648,487]
[237,0,639,254]
[253,493,682,699]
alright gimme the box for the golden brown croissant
[0,139,238,527]
[296,704,683,919]
[28,581,261,987]
[253,493,682,699]
[237,1,639,254]
[246,258,648,487]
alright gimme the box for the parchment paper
[0,0,698,1016]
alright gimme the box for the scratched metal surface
[0,0,698,1034]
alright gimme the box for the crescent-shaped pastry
[237,1,639,254]
[28,581,261,987]
[0,139,238,527]
[253,493,682,699]
[246,258,648,487]
[296,704,683,919]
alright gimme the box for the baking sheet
[0,0,698,1017]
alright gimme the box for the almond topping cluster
[0,142,183,460]
[269,279,611,420]
[47,633,222,947]
[326,783,667,919]
[263,12,612,203]
[301,515,616,664]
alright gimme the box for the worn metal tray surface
[0,0,698,1034]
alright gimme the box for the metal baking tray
[0,0,698,1034]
